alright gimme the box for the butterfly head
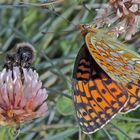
[78,24,96,36]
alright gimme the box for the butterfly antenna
[49,7,78,29]
[19,1,77,30]
[41,30,74,35]
[40,6,78,35]
[19,0,64,6]
[82,3,95,16]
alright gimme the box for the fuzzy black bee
[4,43,36,70]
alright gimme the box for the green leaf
[56,96,74,116]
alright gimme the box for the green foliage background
[0,0,140,140]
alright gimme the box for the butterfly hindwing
[121,80,140,113]
[72,44,128,134]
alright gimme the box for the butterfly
[72,24,140,134]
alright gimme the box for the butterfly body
[73,24,140,134]
[79,24,140,81]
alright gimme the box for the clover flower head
[94,0,140,40]
[0,67,48,126]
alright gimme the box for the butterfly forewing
[72,45,128,134]
[85,31,140,113]
[85,33,140,82]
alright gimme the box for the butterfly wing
[72,44,128,134]
[85,33,140,83]
[121,81,140,113]
[85,32,140,113]
[121,95,139,113]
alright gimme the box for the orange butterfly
[72,24,140,134]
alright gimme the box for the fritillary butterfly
[72,24,140,134]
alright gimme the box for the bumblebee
[4,42,36,70]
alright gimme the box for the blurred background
[0,0,140,140]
